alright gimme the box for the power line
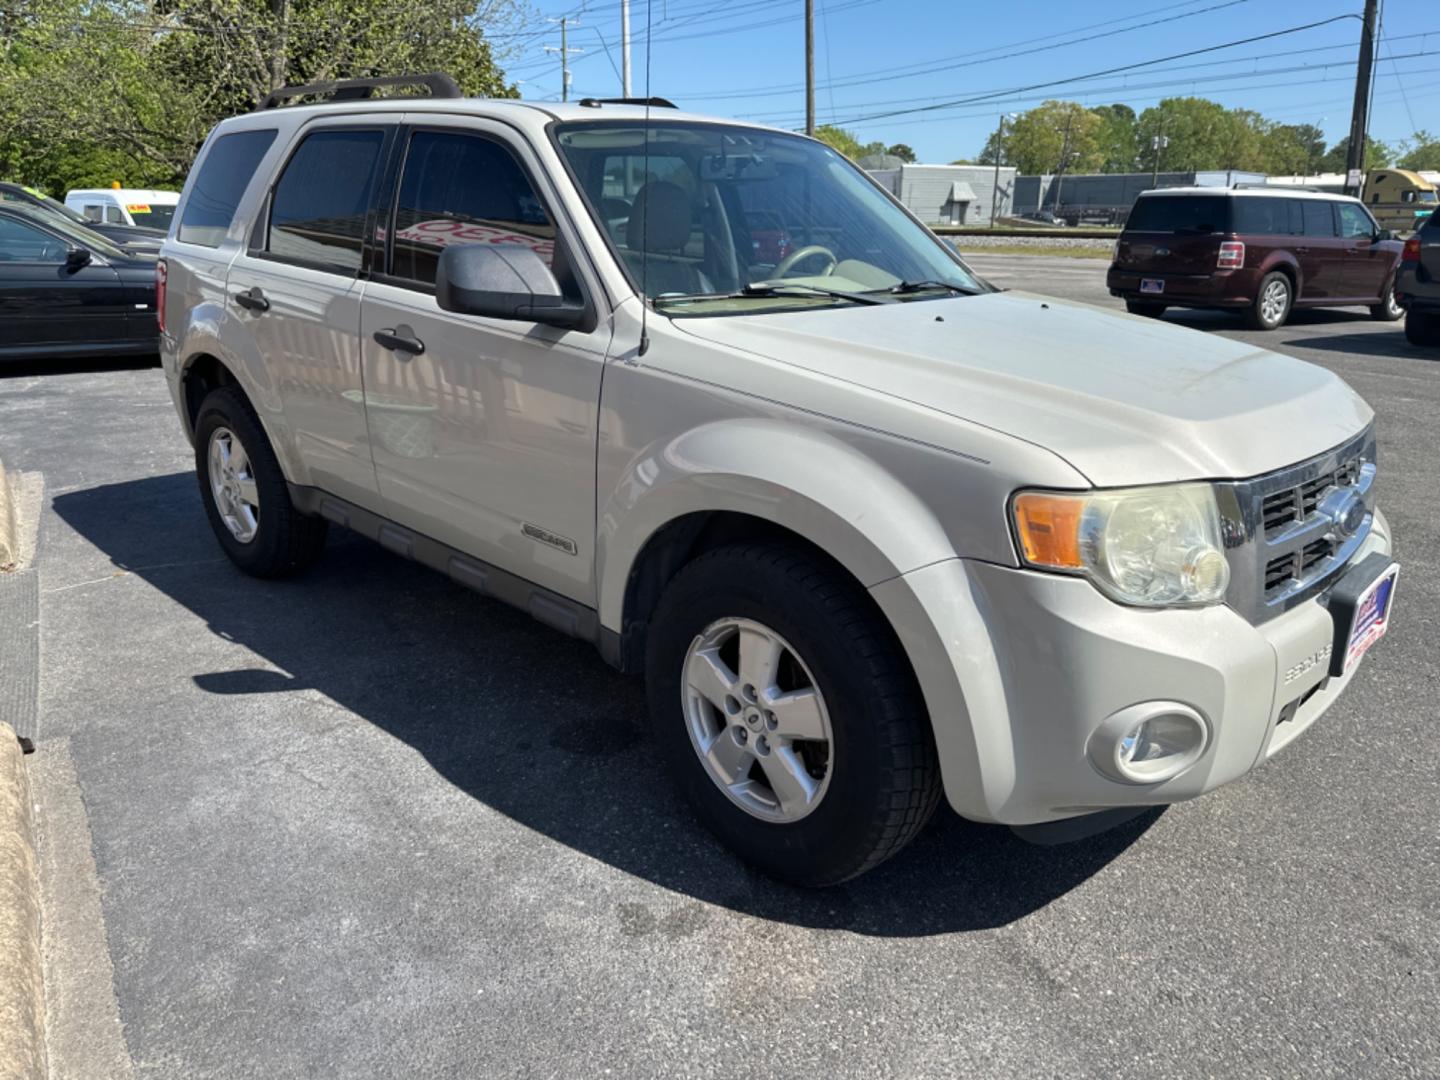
[827,13,1364,127]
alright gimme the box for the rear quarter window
[1126,196,1229,234]
[1232,197,1296,235]
[179,129,277,246]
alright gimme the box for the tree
[1090,104,1138,173]
[1262,123,1328,175]
[886,143,917,163]
[1319,136,1393,172]
[1397,131,1440,171]
[0,0,524,190]
[1135,97,1232,174]
[999,101,1103,175]
[813,124,864,160]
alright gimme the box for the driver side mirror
[1375,228,1395,242]
[64,246,92,272]
[436,244,591,331]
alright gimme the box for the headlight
[1011,483,1230,607]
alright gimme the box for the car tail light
[1217,241,1245,269]
[1403,235,1421,262]
[155,259,167,334]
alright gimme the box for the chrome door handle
[373,328,425,356]
[234,287,270,313]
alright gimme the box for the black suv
[1395,212,1440,345]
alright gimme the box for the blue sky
[500,0,1439,164]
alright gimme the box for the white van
[64,188,179,231]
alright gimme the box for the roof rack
[259,73,461,111]
[576,96,677,109]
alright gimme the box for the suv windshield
[1126,195,1229,234]
[553,119,982,312]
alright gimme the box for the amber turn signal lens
[1012,492,1086,570]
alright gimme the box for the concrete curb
[0,721,44,1080]
[0,458,15,571]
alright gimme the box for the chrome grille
[1219,426,1376,624]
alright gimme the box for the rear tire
[194,386,327,578]
[1370,281,1405,322]
[1125,300,1167,319]
[1405,308,1440,345]
[645,543,941,887]
[1246,271,1293,330]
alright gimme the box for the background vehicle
[1395,212,1440,346]
[1361,168,1438,234]
[64,187,179,231]
[0,204,158,362]
[160,78,1394,886]
[1,181,165,251]
[1108,188,1404,329]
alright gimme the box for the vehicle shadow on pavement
[52,472,1156,938]
[0,355,160,379]
[1281,331,1434,359]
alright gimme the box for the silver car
[158,77,1398,885]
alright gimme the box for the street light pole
[621,0,631,97]
[1150,132,1169,188]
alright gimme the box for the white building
[866,164,1017,226]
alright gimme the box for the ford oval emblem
[1322,488,1366,539]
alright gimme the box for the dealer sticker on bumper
[1341,563,1399,673]
[1140,278,1165,295]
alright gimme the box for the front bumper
[871,509,1393,825]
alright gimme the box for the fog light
[1088,702,1210,784]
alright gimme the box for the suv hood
[672,291,1372,486]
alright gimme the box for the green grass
[956,245,1113,259]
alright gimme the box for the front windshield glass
[127,203,176,230]
[553,120,982,312]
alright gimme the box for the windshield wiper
[883,279,977,296]
[737,281,895,305]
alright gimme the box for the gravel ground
[951,233,1115,252]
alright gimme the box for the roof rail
[259,73,461,111]
[1234,182,1323,192]
[576,96,677,109]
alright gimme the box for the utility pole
[805,0,815,136]
[621,0,631,97]
[545,17,585,102]
[1344,0,1380,197]
[1053,112,1074,218]
[1150,131,1169,188]
[989,114,1013,228]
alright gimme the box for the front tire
[1246,271,1293,330]
[194,386,327,578]
[1406,308,1440,345]
[1370,281,1405,322]
[645,543,941,887]
[1125,300,1167,319]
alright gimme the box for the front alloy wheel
[683,617,833,823]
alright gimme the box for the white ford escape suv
[158,76,1398,886]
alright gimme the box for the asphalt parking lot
[2,255,1436,1079]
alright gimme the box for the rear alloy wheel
[1370,281,1405,322]
[1125,300,1167,319]
[194,386,328,577]
[1406,308,1440,346]
[1246,271,1293,330]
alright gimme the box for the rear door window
[1125,196,1228,233]
[179,129,277,246]
[266,129,386,274]
[1302,200,1337,238]
[1232,197,1296,235]
[105,205,124,224]
[389,129,555,286]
